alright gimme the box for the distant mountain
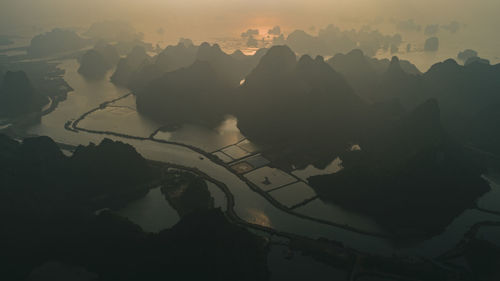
[155,40,199,73]
[112,41,261,92]
[374,56,422,106]
[328,52,500,159]
[236,45,368,168]
[27,28,90,57]
[78,43,120,79]
[196,42,253,86]
[327,49,421,101]
[136,60,232,126]
[369,58,500,158]
[94,42,120,66]
[113,40,200,91]
[0,71,48,117]
[464,56,490,66]
[0,35,14,46]
[231,49,274,75]
[111,46,151,87]
[84,20,141,42]
[114,39,154,56]
[457,49,478,64]
[309,99,489,241]
[422,60,500,156]
[424,37,439,52]
[230,49,247,61]
[280,25,403,57]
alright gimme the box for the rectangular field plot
[213,151,233,163]
[237,139,260,153]
[230,154,270,174]
[244,154,270,168]
[268,182,317,208]
[244,167,297,191]
[230,161,254,174]
[221,145,251,160]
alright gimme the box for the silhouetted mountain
[0,71,48,117]
[424,37,439,52]
[309,99,489,241]
[369,56,421,76]
[111,46,151,87]
[349,56,500,160]
[0,135,158,204]
[115,40,200,90]
[94,42,120,66]
[78,50,110,79]
[327,50,420,101]
[231,48,269,70]
[162,171,214,217]
[374,56,422,105]
[69,138,157,198]
[457,49,478,63]
[27,28,90,57]
[464,56,490,66]
[113,39,154,56]
[422,60,500,156]
[286,30,329,56]
[282,25,403,57]
[136,60,232,126]
[155,40,199,73]
[196,42,252,86]
[236,45,368,168]
[0,134,268,280]
[327,49,377,100]
[113,41,261,92]
[231,49,247,60]
[78,43,120,79]
[112,40,200,90]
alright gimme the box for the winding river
[25,59,500,258]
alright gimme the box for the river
[25,58,500,258]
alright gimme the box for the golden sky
[1,0,499,45]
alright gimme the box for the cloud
[268,26,281,36]
[241,29,259,38]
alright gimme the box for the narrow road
[68,92,392,239]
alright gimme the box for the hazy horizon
[2,0,499,43]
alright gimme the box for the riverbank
[9,57,498,262]
[68,92,392,239]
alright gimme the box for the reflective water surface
[24,58,500,257]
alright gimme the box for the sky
[2,0,499,36]
[1,0,500,67]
